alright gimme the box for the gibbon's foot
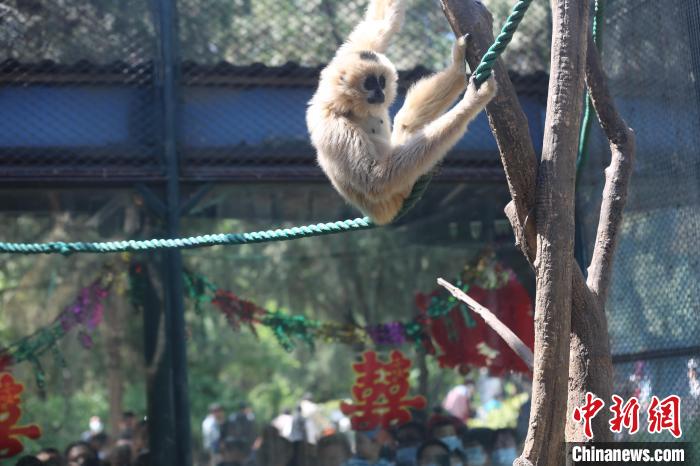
[466,73,498,104]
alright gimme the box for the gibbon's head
[324,50,398,117]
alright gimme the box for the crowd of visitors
[14,376,533,466]
[13,411,150,466]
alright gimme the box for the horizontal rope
[0,218,375,255]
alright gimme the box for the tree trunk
[521,2,589,464]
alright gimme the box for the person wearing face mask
[488,429,518,466]
[458,428,491,466]
[417,439,451,466]
[427,417,464,454]
[393,422,426,466]
[343,428,394,466]
[449,449,467,466]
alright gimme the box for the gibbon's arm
[376,78,497,192]
[342,0,406,54]
[392,36,469,143]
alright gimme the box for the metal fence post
[152,0,193,465]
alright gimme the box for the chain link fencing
[0,0,698,454]
[578,0,700,448]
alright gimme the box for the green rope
[576,0,605,185]
[473,0,535,85]
[0,218,374,255]
[0,0,533,255]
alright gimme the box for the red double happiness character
[0,373,41,459]
[341,350,426,430]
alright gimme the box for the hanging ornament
[366,322,406,346]
[341,350,426,430]
[211,290,265,337]
[316,323,366,345]
[0,373,41,459]
[467,276,534,375]
[416,262,534,375]
[58,280,109,344]
[262,312,319,352]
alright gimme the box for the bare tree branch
[437,278,534,370]
[583,32,636,303]
[566,32,635,442]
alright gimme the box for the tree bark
[440,0,539,264]
[522,2,589,464]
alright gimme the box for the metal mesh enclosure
[578,0,700,444]
[2,0,700,456]
[0,0,549,182]
[0,0,161,179]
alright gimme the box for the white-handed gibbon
[306,0,497,225]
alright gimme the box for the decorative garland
[0,252,530,386]
[172,251,534,376]
[177,269,462,353]
[0,264,115,388]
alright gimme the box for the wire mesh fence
[0,0,699,453]
[0,0,549,182]
[578,0,700,445]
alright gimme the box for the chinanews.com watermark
[566,392,695,465]
[566,443,691,465]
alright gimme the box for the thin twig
[437,278,534,370]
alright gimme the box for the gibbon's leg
[343,0,406,53]
[392,35,469,145]
[378,76,497,193]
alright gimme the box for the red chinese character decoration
[572,392,605,440]
[341,351,426,430]
[609,394,640,435]
[0,373,41,459]
[647,395,682,438]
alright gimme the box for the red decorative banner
[0,373,41,459]
[341,350,426,430]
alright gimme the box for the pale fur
[307,0,497,224]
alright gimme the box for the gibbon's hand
[466,73,498,105]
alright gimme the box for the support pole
[153,0,192,464]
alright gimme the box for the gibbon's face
[331,50,398,116]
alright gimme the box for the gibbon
[306,0,497,225]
